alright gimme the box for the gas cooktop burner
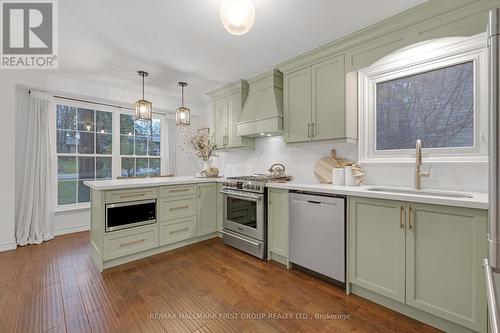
[223,175,291,193]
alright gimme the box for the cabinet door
[227,92,243,148]
[197,184,218,236]
[312,55,345,140]
[406,203,487,332]
[217,183,224,232]
[213,98,228,148]
[349,197,406,302]
[268,189,289,258]
[284,67,312,143]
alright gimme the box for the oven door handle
[219,191,261,201]
[221,230,262,247]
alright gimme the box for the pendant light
[220,0,255,36]
[176,82,191,126]
[135,71,153,121]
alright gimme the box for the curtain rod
[28,89,171,115]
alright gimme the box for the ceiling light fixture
[135,71,153,121]
[176,82,191,126]
[220,0,255,36]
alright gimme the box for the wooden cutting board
[314,156,339,183]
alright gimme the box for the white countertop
[84,176,220,190]
[267,182,488,210]
[84,177,488,210]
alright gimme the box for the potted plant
[180,128,219,177]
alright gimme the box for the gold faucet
[415,139,431,190]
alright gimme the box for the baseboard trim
[54,224,90,236]
[0,241,17,252]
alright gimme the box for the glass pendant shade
[135,71,153,121]
[220,0,255,36]
[176,82,191,126]
[135,99,152,121]
[176,106,191,126]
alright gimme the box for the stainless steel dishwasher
[289,191,345,285]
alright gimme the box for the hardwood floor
[0,232,441,333]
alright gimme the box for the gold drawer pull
[169,188,190,193]
[170,205,189,211]
[119,193,146,199]
[400,205,404,229]
[409,206,413,230]
[170,227,189,234]
[119,238,146,247]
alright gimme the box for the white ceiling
[57,0,428,108]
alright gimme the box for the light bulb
[220,0,255,36]
[180,112,186,119]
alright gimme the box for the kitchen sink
[364,186,474,199]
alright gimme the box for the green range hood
[236,70,283,137]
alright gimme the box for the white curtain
[165,119,177,175]
[16,90,55,246]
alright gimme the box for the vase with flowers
[180,128,219,177]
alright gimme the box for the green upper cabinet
[283,54,356,143]
[405,203,487,332]
[207,80,254,150]
[213,98,227,148]
[312,55,346,141]
[284,67,312,143]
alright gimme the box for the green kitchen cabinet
[284,54,355,143]
[405,203,487,332]
[284,67,311,143]
[213,98,227,148]
[207,80,254,150]
[197,183,218,236]
[349,197,406,302]
[349,196,487,332]
[267,188,289,265]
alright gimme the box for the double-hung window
[56,101,166,208]
[358,34,488,163]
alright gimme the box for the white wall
[6,70,209,248]
[215,136,488,193]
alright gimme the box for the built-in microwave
[105,199,156,232]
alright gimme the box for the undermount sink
[365,186,474,199]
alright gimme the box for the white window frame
[358,33,488,164]
[53,99,168,211]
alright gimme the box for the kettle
[268,163,286,178]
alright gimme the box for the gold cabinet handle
[307,123,312,138]
[169,188,189,193]
[409,205,413,230]
[400,205,404,229]
[119,238,145,247]
[169,205,189,211]
[311,123,315,137]
[119,193,146,199]
[170,227,189,234]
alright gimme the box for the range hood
[237,70,283,137]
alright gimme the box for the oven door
[221,189,264,241]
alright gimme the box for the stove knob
[251,184,255,189]
[256,185,261,190]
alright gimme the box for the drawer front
[159,185,196,198]
[105,188,157,204]
[159,217,197,246]
[103,225,158,260]
[158,197,196,221]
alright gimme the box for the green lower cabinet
[349,197,487,332]
[268,188,289,264]
[405,203,487,332]
[349,197,406,302]
[197,183,218,236]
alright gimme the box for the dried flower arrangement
[179,128,217,162]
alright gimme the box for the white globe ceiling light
[220,0,255,36]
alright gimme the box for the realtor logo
[1,0,58,69]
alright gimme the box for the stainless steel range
[220,176,273,259]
